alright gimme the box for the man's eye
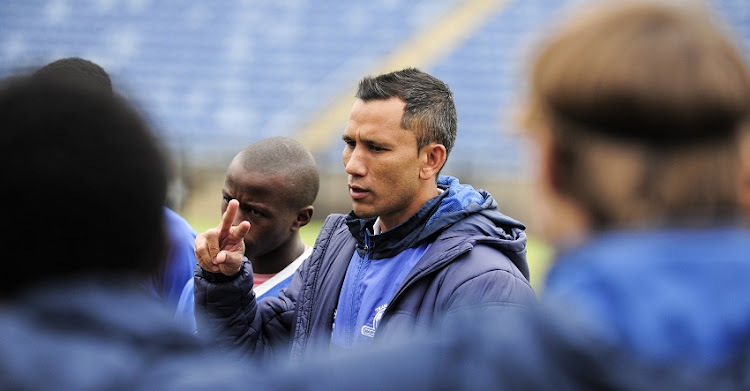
[369,145,384,152]
[344,140,356,148]
[245,207,263,217]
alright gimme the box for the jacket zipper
[375,245,473,339]
[356,232,371,253]
[347,231,371,345]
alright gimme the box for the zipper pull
[357,230,372,253]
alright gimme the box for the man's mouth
[348,184,369,199]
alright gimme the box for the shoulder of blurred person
[250,304,750,391]
[0,278,238,390]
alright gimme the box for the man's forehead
[342,125,410,142]
[350,97,406,119]
[226,168,287,189]
[347,102,409,133]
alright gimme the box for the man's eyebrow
[341,133,391,147]
[362,136,391,147]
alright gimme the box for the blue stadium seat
[1,0,747,179]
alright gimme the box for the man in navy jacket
[191,1,750,388]
[194,68,537,360]
[246,0,750,388]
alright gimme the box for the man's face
[221,163,298,261]
[342,97,426,231]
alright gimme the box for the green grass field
[189,217,554,294]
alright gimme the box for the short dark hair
[236,136,319,209]
[33,57,113,94]
[0,76,167,296]
[356,68,458,161]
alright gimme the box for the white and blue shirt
[175,246,312,333]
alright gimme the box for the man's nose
[344,148,366,177]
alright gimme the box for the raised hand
[194,199,251,276]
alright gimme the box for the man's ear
[738,132,750,219]
[419,143,447,180]
[529,128,590,249]
[739,171,750,220]
[536,130,560,193]
[292,206,314,230]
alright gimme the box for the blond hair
[522,0,750,228]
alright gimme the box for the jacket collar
[345,189,448,259]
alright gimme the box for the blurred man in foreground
[33,56,198,312]
[525,0,750,368]
[0,75,256,390]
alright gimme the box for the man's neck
[249,237,306,274]
[376,186,443,233]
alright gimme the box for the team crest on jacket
[361,304,387,338]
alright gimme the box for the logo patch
[361,304,387,338]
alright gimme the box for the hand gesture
[194,199,251,276]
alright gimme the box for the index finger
[218,199,240,236]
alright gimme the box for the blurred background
[2,0,749,289]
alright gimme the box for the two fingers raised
[195,199,251,275]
